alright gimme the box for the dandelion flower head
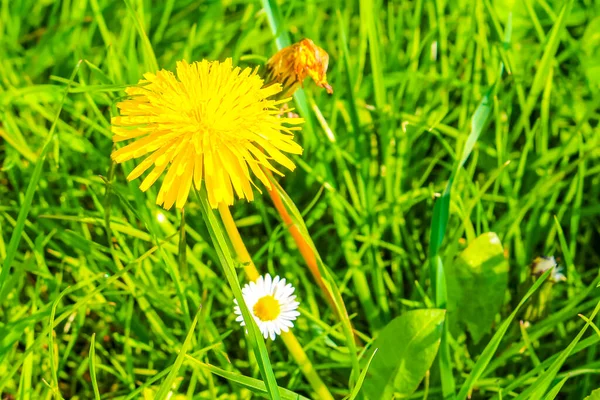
[267,39,333,96]
[111,58,304,209]
[234,274,300,340]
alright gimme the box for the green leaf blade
[363,309,446,399]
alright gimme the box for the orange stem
[265,177,337,313]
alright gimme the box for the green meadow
[1,0,600,399]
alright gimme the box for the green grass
[2,0,600,399]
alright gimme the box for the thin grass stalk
[217,203,334,400]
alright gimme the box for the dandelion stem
[217,203,334,400]
[218,202,260,281]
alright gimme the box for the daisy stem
[217,203,334,400]
[280,331,335,400]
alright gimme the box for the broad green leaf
[446,232,509,343]
[584,388,600,400]
[363,309,445,399]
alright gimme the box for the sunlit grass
[1,0,600,399]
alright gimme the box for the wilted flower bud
[523,255,566,321]
[531,256,566,283]
[266,38,333,97]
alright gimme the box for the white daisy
[234,274,300,340]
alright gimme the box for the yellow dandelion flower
[111,58,304,210]
[266,38,333,97]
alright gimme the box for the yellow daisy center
[253,295,281,322]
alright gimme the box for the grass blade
[123,0,158,73]
[195,188,281,400]
[89,334,101,400]
[347,349,378,400]
[185,356,310,400]
[154,309,200,400]
[542,375,569,400]
[515,300,600,400]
